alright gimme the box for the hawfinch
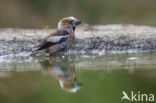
[31,16,81,55]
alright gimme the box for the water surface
[0,53,156,103]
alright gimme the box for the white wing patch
[50,35,70,43]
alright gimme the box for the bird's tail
[30,48,40,56]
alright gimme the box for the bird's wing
[33,30,70,52]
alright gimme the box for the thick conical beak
[72,19,81,27]
[74,20,81,25]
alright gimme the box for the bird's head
[58,16,81,32]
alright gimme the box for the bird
[31,16,81,56]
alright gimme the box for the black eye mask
[69,20,74,25]
[69,20,75,31]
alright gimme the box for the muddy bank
[0,24,156,56]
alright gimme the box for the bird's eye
[69,20,74,24]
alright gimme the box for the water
[0,53,156,103]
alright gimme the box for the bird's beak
[72,19,81,27]
[74,19,81,25]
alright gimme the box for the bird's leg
[66,38,73,53]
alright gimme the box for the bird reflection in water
[40,56,83,93]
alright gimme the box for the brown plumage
[31,17,81,55]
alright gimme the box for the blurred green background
[0,0,156,28]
